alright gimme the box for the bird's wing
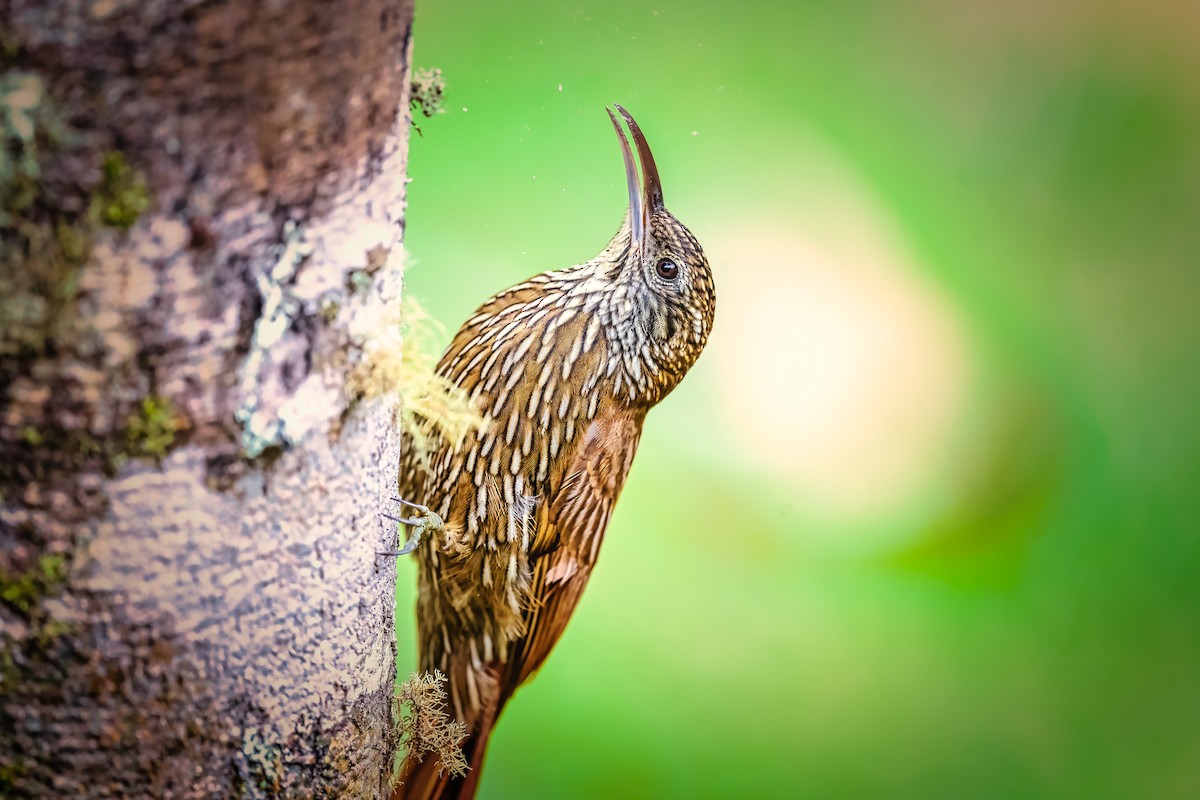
[503,410,643,695]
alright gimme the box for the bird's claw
[379,497,445,557]
[392,496,432,515]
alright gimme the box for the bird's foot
[379,497,446,556]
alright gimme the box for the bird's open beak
[607,104,664,252]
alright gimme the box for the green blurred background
[396,2,1200,797]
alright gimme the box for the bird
[392,104,716,800]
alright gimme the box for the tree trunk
[1,1,415,797]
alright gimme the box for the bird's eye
[656,258,679,280]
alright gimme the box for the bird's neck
[544,260,678,411]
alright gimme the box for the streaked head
[603,105,716,403]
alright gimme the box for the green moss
[0,70,90,358]
[90,151,150,231]
[0,70,152,368]
[0,554,67,616]
[0,759,27,793]
[4,397,186,499]
[410,68,446,119]
[0,72,68,225]
[125,395,182,459]
[55,219,88,266]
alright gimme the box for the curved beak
[606,104,665,251]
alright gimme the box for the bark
[0,1,415,797]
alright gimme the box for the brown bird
[393,105,716,799]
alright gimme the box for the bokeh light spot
[709,199,974,525]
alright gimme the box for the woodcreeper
[393,105,716,799]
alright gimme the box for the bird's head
[595,105,716,405]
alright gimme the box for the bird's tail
[393,696,499,800]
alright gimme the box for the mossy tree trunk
[1,1,415,796]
